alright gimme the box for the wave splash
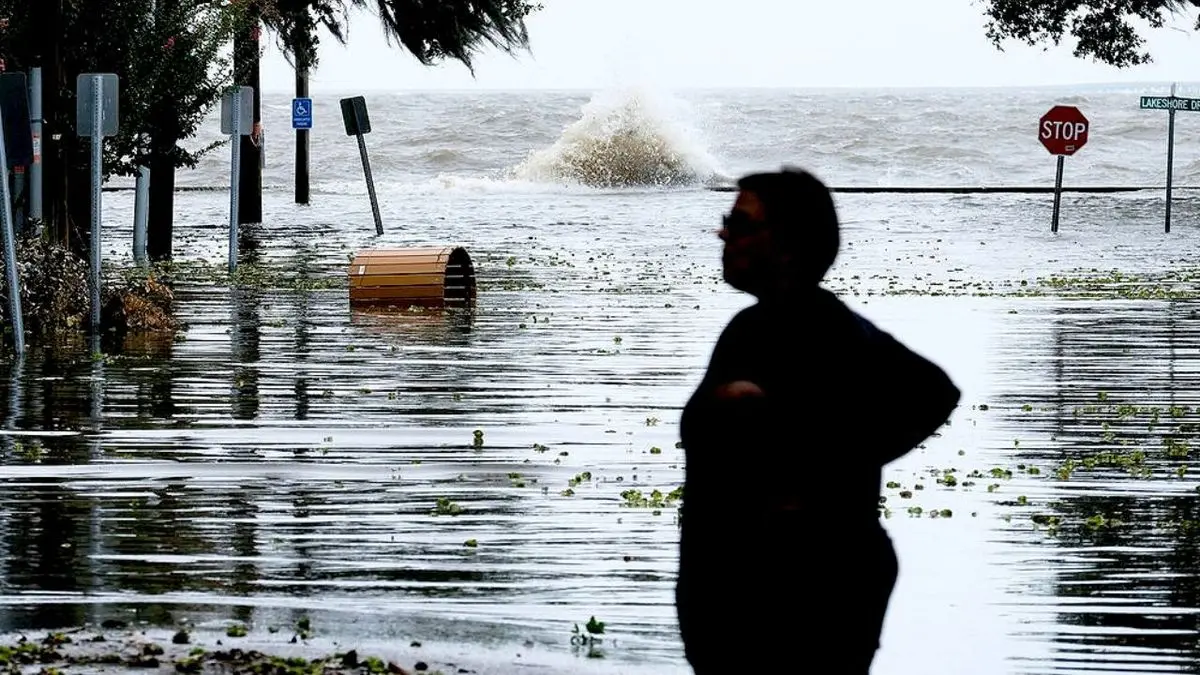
[510,88,725,189]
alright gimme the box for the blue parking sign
[292,98,312,129]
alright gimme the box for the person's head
[718,167,840,297]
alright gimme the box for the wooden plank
[352,247,449,259]
[349,263,446,276]
[350,255,447,266]
[350,285,444,300]
[350,274,444,288]
[353,257,445,269]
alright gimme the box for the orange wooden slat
[352,247,450,259]
[349,263,446,276]
[350,285,445,300]
[350,274,445,288]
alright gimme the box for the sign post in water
[292,95,312,205]
[1138,83,1200,233]
[221,86,254,273]
[0,102,24,353]
[76,73,119,340]
[340,96,383,236]
[1038,105,1090,234]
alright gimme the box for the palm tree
[231,0,541,225]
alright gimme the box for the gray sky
[260,0,1200,92]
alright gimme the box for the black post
[1051,155,1064,234]
[1166,107,1176,234]
[295,64,309,205]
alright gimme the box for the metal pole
[28,67,42,229]
[1166,108,1176,234]
[89,74,103,337]
[229,89,241,273]
[356,133,383,236]
[0,106,25,353]
[1051,155,1064,234]
[133,165,149,266]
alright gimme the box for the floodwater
[7,85,1200,673]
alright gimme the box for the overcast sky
[259,0,1200,93]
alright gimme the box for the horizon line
[253,80,1200,95]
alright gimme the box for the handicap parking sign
[292,97,312,129]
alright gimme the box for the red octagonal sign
[1040,105,1089,156]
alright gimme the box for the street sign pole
[1052,155,1065,234]
[1166,83,1177,234]
[1039,105,1090,234]
[1136,85,1200,233]
[76,73,118,344]
[339,96,383,236]
[133,165,149,266]
[229,94,241,273]
[0,104,25,354]
[89,75,103,336]
[28,67,42,228]
[292,87,311,205]
[222,86,254,273]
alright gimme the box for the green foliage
[0,0,253,178]
[260,0,541,73]
[981,0,1200,68]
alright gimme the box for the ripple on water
[5,185,1200,672]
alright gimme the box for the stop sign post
[1039,105,1090,233]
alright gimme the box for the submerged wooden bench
[348,246,476,308]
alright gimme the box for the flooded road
[2,184,1200,673]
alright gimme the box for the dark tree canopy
[982,0,1200,67]
[264,0,541,73]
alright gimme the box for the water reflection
[293,288,312,422]
[231,286,262,422]
[348,306,476,345]
[0,350,96,630]
[997,301,1200,673]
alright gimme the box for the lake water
[3,85,1200,673]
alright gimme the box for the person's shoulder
[813,288,877,335]
[725,303,766,331]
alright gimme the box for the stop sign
[1039,105,1089,156]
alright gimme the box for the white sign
[1040,121,1088,141]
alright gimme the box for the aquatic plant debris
[0,629,456,675]
[888,392,1200,540]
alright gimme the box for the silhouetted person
[676,168,961,674]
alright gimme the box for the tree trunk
[146,148,176,262]
[37,0,69,248]
[65,157,89,260]
[145,0,178,263]
[234,6,262,225]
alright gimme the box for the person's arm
[865,328,961,465]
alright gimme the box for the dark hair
[736,167,840,284]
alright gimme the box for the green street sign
[1140,96,1200,111]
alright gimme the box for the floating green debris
[431,497,463,516]
[619,487,683,509]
